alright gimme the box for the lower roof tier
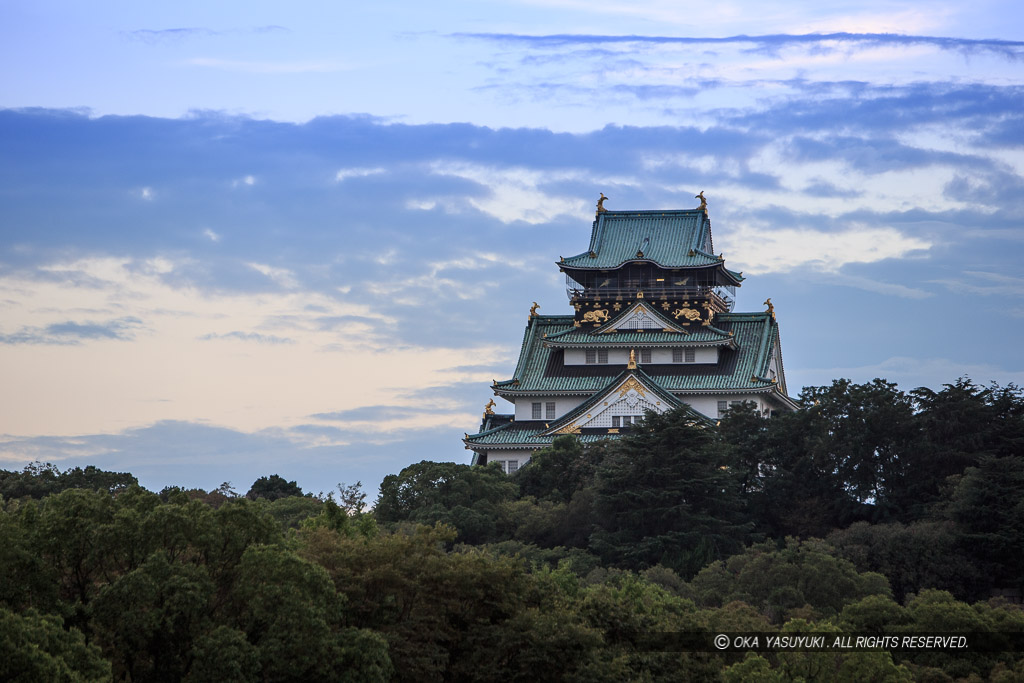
[494,310,788,396]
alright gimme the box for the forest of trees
[1,377,1023,681]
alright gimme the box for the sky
[2,1,1023,498]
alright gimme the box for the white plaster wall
[512,396,587,421]
[486,450,534,473]
[683,394,767,419]
[564,346,718,365]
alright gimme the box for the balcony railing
[566,277,735,311]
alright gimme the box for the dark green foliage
[799,379,917,515]
[263,495,324,530]
[722,379,919,538]
[590,408,750,576]
[301,523,544,682]
[245,474,303,501]
[904,379,1024,514]
[474,540,603,576]
[947,454,1024,592]
[689,538,891,622]
[0,461,137,500]
[227,545,385,682]
[828,521,986,603]
[0,607,110,682]
[512,435,603,503]
[375,460,516,543]
[1,373,1022,681]
[0,487,394,682]
[91,552,214,681]
[184,626,260,683]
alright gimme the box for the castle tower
[465,199,796,473]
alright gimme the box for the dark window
[717,400,728,417]
[545,402,556,419]
[585,349,596,364]
[685,348,695,363]
[672,348,683,363]
[532,402,542,419]
[612,416,620,427]
[598,349,608,364]
[640,349,652,363]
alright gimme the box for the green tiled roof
[495,311,785,396]
[466,370,713,451]
[559,210,743,283]
[545,329,734,347]
[541,367,708,433]
[464,422,612,448]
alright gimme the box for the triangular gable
[594,300,690,334]
[542,370,684,436]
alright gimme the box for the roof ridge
[719,311,772,319]
[466,420,515,439]
[600,208,705,215]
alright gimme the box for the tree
[246,475,303,501]
[0,607,110,682]
[226,544,391,683]
[0,462,137,500]
[90,553,214,682]
[798,379,917,517]
[184,626,260,683]
[903,378,1024,515]
[375,461,516,543]
[336,481,367,514]
[688,538,891,622]
[827,521,985,603]
[60,465,138,495]
[947,454,1024,592]
[299,523,529,683]
[513,435,603,503]
[0,461,62,499]
[589,408,750,577]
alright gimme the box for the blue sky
[2,0,1023,498]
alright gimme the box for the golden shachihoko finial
[764,298,775,319]
[529,301,540,318]
[695,190,707,211]
[597,193,609,213]
[483,399,496,416]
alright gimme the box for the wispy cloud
[123,26,289,44]
[721,225,932,275]
[335,167,387,182]
[0,317,144,345]
[931,270,1024,297]
[419,162,587,223]
[248,263,298,289]
[123,28,219,44]
[185,58,352,74]
[198,331,296,344]
[452,32,1024,60]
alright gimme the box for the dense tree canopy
[2,375,1022,681]
[246,474,304,501]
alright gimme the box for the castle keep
[465,196,796,473]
